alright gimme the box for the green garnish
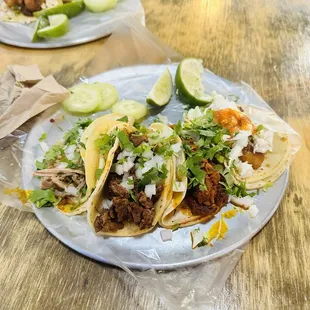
[39,132,47,141]
[95,168,103,180]
[94,133,114,155]
[138,166,168,188]
[263,182,273,192]
[29,189,56,208]
[172,224,180,231]
[117,116,129,122]
[256,124,264,131]
[117,130,134,150]
[35,159,47,170]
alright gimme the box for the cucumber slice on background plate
[147,68,173,107]
[175,58,213,106]
[112,100,147,120]
[62,84,102,113]
[84,0,117,13]
[92,83,118,111]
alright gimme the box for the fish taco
[160,94,293,228]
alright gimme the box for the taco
[87,121,182,236]
[160,94,293,228]
[31,114,133,215]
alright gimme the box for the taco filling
[30,118,92,213]
[88,123,179,236]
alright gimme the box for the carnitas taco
[87,121,183,236]
[31,113,133,215]
[160,93,293,228]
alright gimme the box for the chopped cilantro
[263,182,273,192]
[177,164,187,178]
[39,132,47,141]
[117,131,134,150]
[172,224,180,231]
[81,186,87,196]
[117,116,129,122]
[95,134,114,155]
[29,189,56,208]
[79,142,86,149]
[127,177,134,185]
[45,145,63,161]
[129,190,137,202]
[35,159,47,170]
[95,168,103,180]
[173,121,182,136]
[138,166,167,188]
[186,155,206,189]
[256,124,264,131]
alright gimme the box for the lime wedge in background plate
[175,58,213,106]
[33,0,85,18]
[37,14,69,38]
[84,0,117,13]
[147,68,173,107]
[32,16,50,42]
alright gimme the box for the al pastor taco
[87,121,183,236]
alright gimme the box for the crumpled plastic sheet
[0,0,145,48]
[0,17,301,309]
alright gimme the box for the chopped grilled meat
[113,197,133,222]
[40,177,53,190]
[96,169,162,232]
[129,133,148,147]
[137,191,153,209]
[239,144,265,169]
[94,211,124,233]
[24,0,41,12]
[140,209,155,229]
[186,159,228,217]
[108,175,129,198]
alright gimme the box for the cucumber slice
[84,0,117,13]
[62,84,102,114]
[92,83,118,111]
[111,100,147,120]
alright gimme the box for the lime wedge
[84,0,117,13]
[175,58,212,106]
[146,68,173,107]
[33,0,85,18]
[32,16,49,42]
[37,14,69,38]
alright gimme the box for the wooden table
[1,0,309,309]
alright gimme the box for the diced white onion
[40,142,49,153]
[230,196,254,209]
[122,158,135,172]
[121,174,134,191]
[135,168,143,179]
[207,94,239,111]
[65,185,78,196]
[56,162,68,169]
[229,130,252,161]
[101,199,113,210]
[190,228,204,249]
[222,134,231,142]
[253,129,274,153]
[115,164,124,175]
[160,230,172,242]
[142,150,153,159]
[171,143,182,153]
[173,181,186,192]
[234,159,254,178]
[186,106,203,120]
[65,145,76,160]
[145,184,156,199]
[117,150,134,160]
[248,204,259,218]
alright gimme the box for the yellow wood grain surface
[0,0,309,309]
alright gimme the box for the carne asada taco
[87,121,183,236]
[160,93,293,228]
[31,114,133,215]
